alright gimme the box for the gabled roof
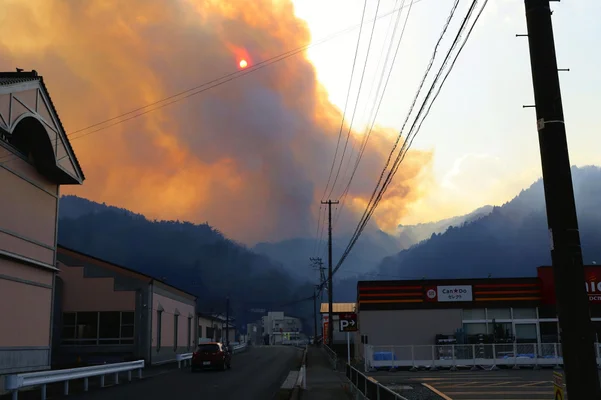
[0,70,85,184]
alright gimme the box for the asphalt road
[371,369,576,400]
[61,346,302,400]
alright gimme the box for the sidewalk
[303,346,351,400]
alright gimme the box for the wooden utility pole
[321,200,339,347]
[523,0,600,397]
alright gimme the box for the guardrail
[363,342,578,371]
[4,360,145,400]
[346,363,408,400]
[323,344,337,370]
[176,343,248,368]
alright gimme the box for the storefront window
[539,321,559,343]
[515,323,538,343]
[463,323,486,335]
[488,322,513,341]
[487,308,511,320]
[513,308,537,319]
[462,309,485,320]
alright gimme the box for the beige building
[198,313,236,344]
[0,70,84,375]
[56,246,198,366]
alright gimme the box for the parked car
[191,342,231,372]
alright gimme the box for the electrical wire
[334,0,415,228]
[327,0,381,200]
[317,0,487,293]
[320,0,368,202]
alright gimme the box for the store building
[356,265,601,356]
[55,245,198,366]
[0,71,84,376]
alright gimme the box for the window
[197,343,220,353]
[120,312,135,345]
[99,312,120,344]
[463,323,486,335]
[513,308,537,319]
[173,314,179,351]
[62,312,77,343]
[76,312,99,342]
[487,308,511,320]
[156,310,163,352]
[187,317,192,351]
[62,311,136,346]
[462,309,485,320]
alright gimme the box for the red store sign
[538,266,601,305]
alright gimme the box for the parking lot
[370,368,562,400]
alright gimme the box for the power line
[327,0,382,201]
[320,0,368,202]
[318,0,487,292]
[334,0,415,228]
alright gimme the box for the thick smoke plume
[0,0,432,243]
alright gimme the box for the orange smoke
[0,0,432,243]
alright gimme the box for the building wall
[359,309,462,349]
[0,151,60,374]
[0,258,53,373]
[58,262,136,312]
[151,283,196,364]
[0,154,58,268]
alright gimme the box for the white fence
[176,342,249,368]
[363,343,589,370]
[4,360,144,400]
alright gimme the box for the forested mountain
[57,196,315,333]
[334,165,601,301]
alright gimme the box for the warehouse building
[355,265,601,358]
[55,245,198,366]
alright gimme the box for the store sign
[585,273,601,302]
[539,266,601,305]
[436,285,473,302]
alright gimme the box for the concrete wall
[150,283,196,365]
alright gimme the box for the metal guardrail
[364,342,576,371]
[176,343,249,368]
[4,360,145,400]
[346,363,409,400]
[323,344,337,370]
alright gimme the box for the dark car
[191,342,231,372]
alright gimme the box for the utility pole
[523,1,600,397]
[321,200,339,347]
[225,296,230,347]
[313,286,318,344]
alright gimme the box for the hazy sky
[293,0,600,224]
[1,0,598,244]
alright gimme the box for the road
[65,346,302,400]
[370,369,582,400]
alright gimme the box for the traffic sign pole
[347,332,350,365]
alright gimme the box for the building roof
[57,244,196,300]
[320,303,356,313]
[0,70,85,182]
